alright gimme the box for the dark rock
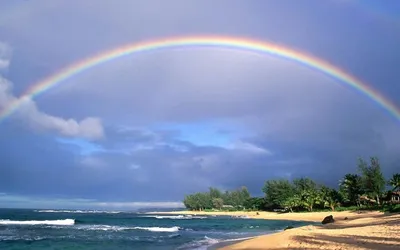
[321,215,335,224]
[284,226,294,230]
[344,217,348,220]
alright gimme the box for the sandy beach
[159,210,400,249]
[156,210,382,222]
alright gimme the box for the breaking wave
[143,215,207,220]
[177,236,220,250]
[75,225,131,231]
[177,236,255,250]
[76,225,181,232]
[35,209,121,214]
[0,219,75,226]
[134,226,181,232]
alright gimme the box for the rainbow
[1,35,399,122]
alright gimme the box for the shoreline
[150,210,375,222]
[207,237,256,250]
[151,210,400,249]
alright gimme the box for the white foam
[75,224,181,232]
[35,210,120,214]
[177,235,258,250]
[203,236,220,244]
[155,215,186,219]
[77,225,131,231]
[133,226,180,232]
[221,236,255,242]
[143,215,206,220]
[0,236,46,241]
[0,219,75,226]
[177,236,220,250]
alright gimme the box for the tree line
[183,157,400,212]
[183,187,251,211]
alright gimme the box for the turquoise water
[0,209,309,249]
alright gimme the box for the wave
[75,224,181,232]
[178,235,256,250]
[0,236,47,241]
[221,236,255,242]
[76,225,131,231]
[177,236,220,250]
[34,209,121,214]
[133,226,181,232]
[143,215,207,220]
[0,219,75,226]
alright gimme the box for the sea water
[0,209,309,249]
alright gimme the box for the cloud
[0,0,399,208]
[80,156,107,168]
[0,42,11,70]
[129,164,141,170]
[0,46,104,140]
[16,98,104,139]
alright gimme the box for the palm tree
[283,194,301,213]
[339,174,363,206]
[388,173,400,191]
[320,186,342,211]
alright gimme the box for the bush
[381,204,400,213]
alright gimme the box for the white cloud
[80,156,107,168]
[0,59,9,70]
[0,42,11,71]
[129,164,141,170]
[0,44,104,140]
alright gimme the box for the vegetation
[183,186,251,211]
[339,174,363,206]
[357,157,386,204]
[183,156,399,213]
[388,173,400,191]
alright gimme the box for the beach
[161,211,400,249]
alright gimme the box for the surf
[0,219,75,226]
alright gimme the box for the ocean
[0,209,309,250]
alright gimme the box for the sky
[0,0,400,210]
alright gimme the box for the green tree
[209,187,222,199]
[339,174,363,206]
[232,186,251,209]
[292,178,318,211]
[239,186,251,203]
[229,190,241,207]
[199,192,212,210]
[282,194,301,212]
[262,180,295,208]
[388,173,400,191]
[228,187,248,209]
[183,192,214,211]
[358,157,385,204]
[293,177,317,194]
[212,198,224,210]
[244,197,267,210]
[300,189,319,212]
[222,191,233,206]
[183,194,195,210]
[319,186,342,211]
